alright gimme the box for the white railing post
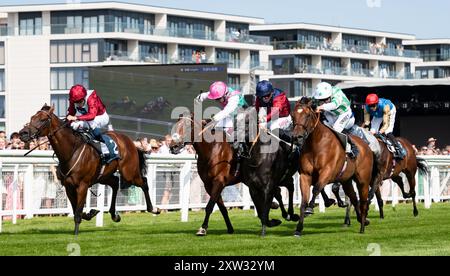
[24,165,34,219]
[148,163,157,207]
[242,184,251,210]
[12,165,19,225]
[431,167,441,203]
[423,169,431,209]
[96,184,105,227]
[180,160,192,222]
[391,180,398,207]
[0,161,3,233]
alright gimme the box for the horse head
[19,104,58,143]
[170,113,195,154]
[291,97,320,148]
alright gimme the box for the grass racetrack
[1,203,449,256]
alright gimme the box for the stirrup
[106,155,120,164]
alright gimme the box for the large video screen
[89,64,227,138]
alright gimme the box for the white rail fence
[0,151,449,232]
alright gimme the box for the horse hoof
[151,208,161,215]
[293,231,302,238]
[364,219,370,226]
[271,202,280,209]
[305,207,314,215]
[342,223,351,228]
[196,228,207,236]
[325,199,336,208]
[290,214,300,222]
[227,228,234,234]
[413,210,419,217]
[112,214,121,223]
[338,203,349,208]
[268,219,282,228]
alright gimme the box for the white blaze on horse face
[172,133,181,143]
[297,109,303,114]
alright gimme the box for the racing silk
[320,87,351,117]
[67,90,106,121]
[365,98,394,118]
[255,89,290,122]
[364,98,395,133]
[197,88,247,122]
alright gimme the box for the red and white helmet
[69,84,87,103]
[207,81,228,100]
[366,94,379,105]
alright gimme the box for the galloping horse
[240,108,300,236]
[369,136,429,218]
[291,98,374,236]
[19,104,160,235]
[170,114,296,236]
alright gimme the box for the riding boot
[387,133,406,159]
[346,138,358,159]
[101,134,120,164]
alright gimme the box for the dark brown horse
[169,114,297,236]
[369,136,429,218]
[291,98,374,236]
[19,104,160,235]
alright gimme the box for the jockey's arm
[195,92,210,103]
[364,108,371,127]
[266,93,289,122]
[213,95,239,122]
[319,101,338,112]
[380,105,391,134]
[77,98,98,121]
[67,102,76,116]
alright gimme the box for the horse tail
[416,157,429,176]
[137,149,148,177]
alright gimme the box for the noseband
[293,106,321,143]
[28,110,68,140]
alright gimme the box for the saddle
[78,131,119,165]
[375,134,404,159]
[325,125,359,158]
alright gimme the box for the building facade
[250,23,424,101]
[0,2,273,134]
[404,39,450,79]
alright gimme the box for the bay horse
[169,114,297,236]
[19,104,160,235]
[291,98,374,236]
[368,136,429,218]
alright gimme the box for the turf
[0,203,449,256]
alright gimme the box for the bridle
[293,105,321,144]
[27,110,68,140]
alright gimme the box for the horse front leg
[273,186,288,220]
[74,184,89,236]
[105,175,121,222]
[295,174,312,237]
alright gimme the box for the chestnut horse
[170,114,296,236]
[19,105,160,235]
[291,98,374,236]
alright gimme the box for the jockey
[364,93,405,158]
[195,81,248,157]
[255,80,292,134]
[66,84,119,163]
[313,82,357,158]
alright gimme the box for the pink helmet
[207,81,228,100]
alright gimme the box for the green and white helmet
[314,82,333,100]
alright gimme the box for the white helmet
[314,82,333,100]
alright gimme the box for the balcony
[420,54,450,62]
[291,64,409,79]
[272,40,421,59]
[49,23,270,45]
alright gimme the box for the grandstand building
[0,1,273,133]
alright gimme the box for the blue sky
[1,0,448,39]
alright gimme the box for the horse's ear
[49,104,55,114]
[42,103,49,110]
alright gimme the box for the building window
[51,68,89,90]
[178,45,205,63]
[294,79,312,97]
[322,57,342,75]
[226,22,250,42]
[271,57,294,75]
[294,55,312,73]
[51,94,69,118]
[227,74,241,91]
[250,51,260,69]
[351,59,370,77]
[19,12,42,36]
[0,70,4,92]
[379,61,396,78]
[51,10,155,35]
[51,40,100,63]
[0,95,4,118]
[168,16,214,40]
[216,49,240,69]
[0,42,4,65]
[343,34,375,53]
[139,42,167,63]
